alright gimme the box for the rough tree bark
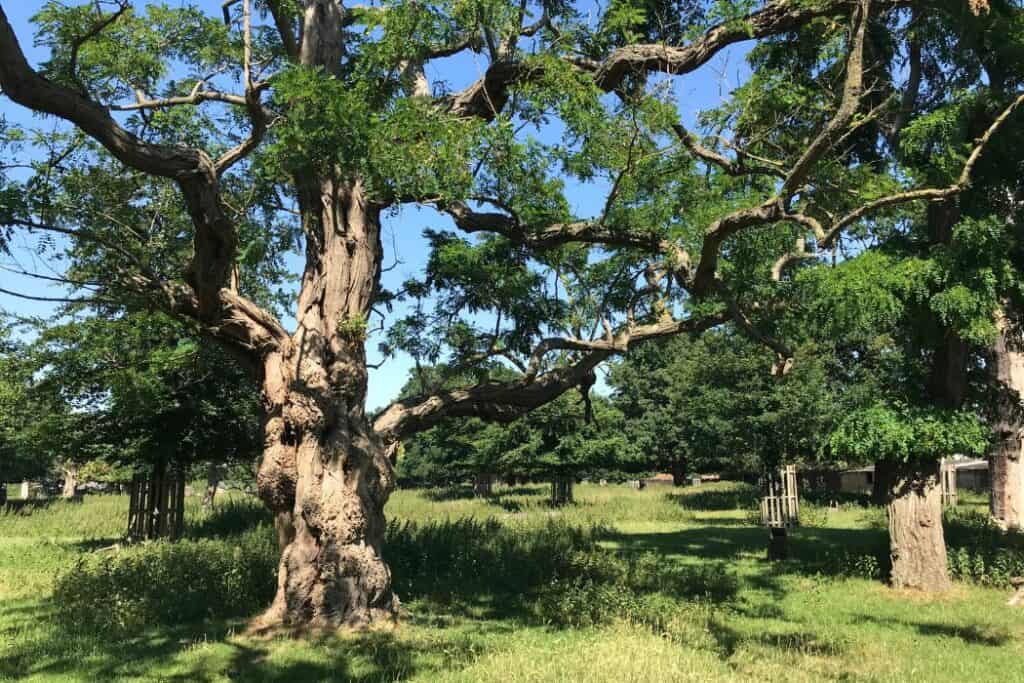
[251,176,398,631]
[670,457,688,487]
[990,310,1024,530]
[473,472,494,497]
[61,462,79,500]
[888,461,952,591]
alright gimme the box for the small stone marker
[1008,577,1024,607]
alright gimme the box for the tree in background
[397,368,644,498]
[27,312,263,497]
[0,325,52,490]
[609,328,836,483]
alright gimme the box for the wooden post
[941,459,958,507]
[127,466,186,541]
[762,465,800,560]
[768,526,788,560]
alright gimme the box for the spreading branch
[373,311,727,441]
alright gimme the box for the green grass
[1,482,1023,682]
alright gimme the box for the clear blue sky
[0,1,749,410]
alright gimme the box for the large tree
[2,0,1020,627]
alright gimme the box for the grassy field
[1,482,1022,682]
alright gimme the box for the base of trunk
[202,462,225,508]
[888,461,951,592]
[473,472,494,497]
[551,477,574,506]
[767,527,788,561]
[671,459,687,487]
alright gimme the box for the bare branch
[671,122,785,179]
[0,285,115,306]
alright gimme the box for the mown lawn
[1,482,1022,682]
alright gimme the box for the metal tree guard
[761,465,800,560]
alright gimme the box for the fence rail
[127,470,185,541]
[761,465,800,528]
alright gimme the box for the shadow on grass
[664,485,759,512]
[1,599,496,683]
[1,498,56,515]
[185,498,273,539]
[854,614,1012,647]
[606,525,767,559]
[421,485,546,503]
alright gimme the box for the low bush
[945,509,1024,588]
[54,527,277,635]
[386,517,610,600]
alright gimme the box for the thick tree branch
[816,89,1024,248]
[591,0,867,92]
[373,311,727,441]
[444,1,878,123]
[780,0,871,198]
[265,0,300,59]
[0,6,247,322]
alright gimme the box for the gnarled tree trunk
[990,311,1024,530]
[888,461,951,592]
[251,178,398,632]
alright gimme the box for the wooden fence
[127,470,185,541]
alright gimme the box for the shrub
[804,549,887,581]
[534,551,738,627]
[54,527,277,635]
[943,508,1024,588]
